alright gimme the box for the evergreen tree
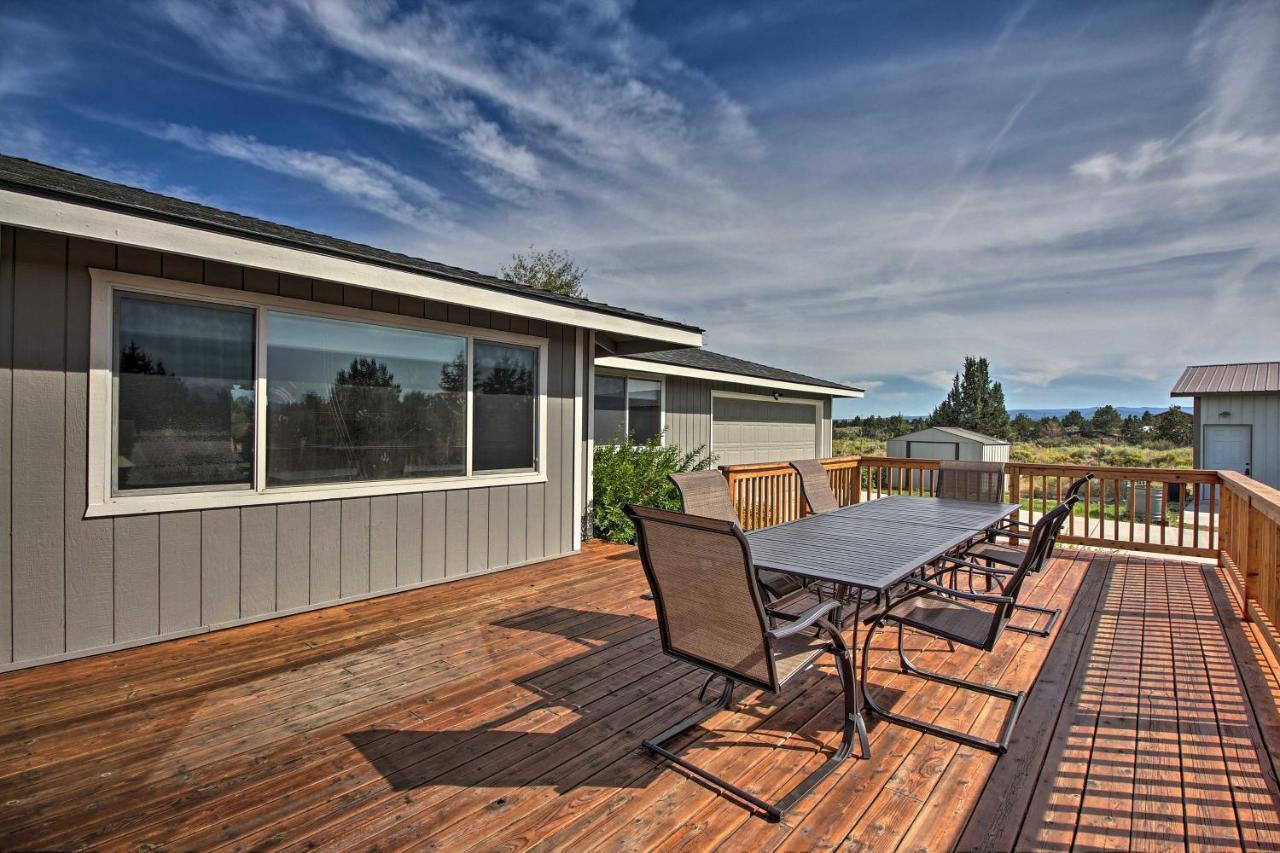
[1010,412,1038,441]
[1155,405,1193,445]
[927,356,1011,439]
[1119,414,1144,443]
[1090,404,1122,437]
[1062,409,1086,434]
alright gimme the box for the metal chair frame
[626,503,869,821]
[860,501,1071,754]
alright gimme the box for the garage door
[712,396,819,466]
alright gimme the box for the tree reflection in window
[266,313,467,485]
[473,342,537,472]
[114,296,255,491]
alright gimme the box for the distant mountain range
[1008,406,1168,420]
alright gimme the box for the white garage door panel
[712,397,819,466]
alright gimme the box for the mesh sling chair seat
[625,503,870,821]
[669,471,803,602]
[935,460,1006,503]
[861,500,1074,754]
[790,458,841,515]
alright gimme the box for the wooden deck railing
[1218,471,1280,653]
[721,453,1280,691]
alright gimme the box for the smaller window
[473,341,539,472]
[114,294,256,493]
[593,374,662,443]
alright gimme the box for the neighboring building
[593,348,863,465]
[886,426,1010,463]
[1171,361,1280,489]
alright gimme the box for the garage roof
[596,348,864,398]
[1171,362,1280,396]
[895,426,1009,445]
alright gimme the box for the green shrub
[591,432,716,544]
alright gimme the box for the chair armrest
[937,555,1015,576]
[767,598,841,640]
[904,577,1011,606]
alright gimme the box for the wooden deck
[1,543,1278,851]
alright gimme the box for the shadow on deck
[0,542,1277,850]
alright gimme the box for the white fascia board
[0,188,703,347]
[596,355,864,398]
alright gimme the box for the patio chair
[861,499,1073,754]
[624,503,869,821]
[934,460,1006,503]
[791,458,840,515]
[669,471,803,602]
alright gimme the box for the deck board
[0,544,1277,851]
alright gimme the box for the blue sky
[2,0,1277,416]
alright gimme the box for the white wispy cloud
[21,0,1278,412]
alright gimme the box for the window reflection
[115,295,255,491]
[593,375,626,443]
[266,313,467,485]
[627,378,662,442]
[473,342,537,471]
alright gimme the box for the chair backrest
[791,459,840,515]
[936,461,1006,503]
[669,470,740,525]
[625,504,778,692]
[1003,500,1073,601]
[1063,472,1095,500]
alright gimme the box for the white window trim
[88,268,549,517]
[708,390,824,461]
[593,368,666,445]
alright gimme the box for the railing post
[851,458,862,504]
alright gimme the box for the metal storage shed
[886,426,1010,463]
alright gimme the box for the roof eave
[0,186,703,347]
[595,355,863,398]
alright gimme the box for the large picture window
[92,274,550,513]
[266,313,468,485]
[114,295,255,492]
[593,374,662,443]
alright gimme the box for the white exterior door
[711,395,820,466]
[1203,424,1251,477]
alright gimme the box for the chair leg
[698,672,719,703]
[1007,602,1061,638]
[643,664,860,822]
[861,620,1025,755]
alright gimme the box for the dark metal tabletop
[745,497,1019,592]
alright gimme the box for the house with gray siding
[1172,361,1280,489]
[593,349,862,465]
[0,155,713,671]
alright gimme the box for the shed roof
[1171,362,1280,396]
[892,425,1009,445]
[0,154,700,335]
[623,348,862,395]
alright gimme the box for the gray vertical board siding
[422,492,446,581]
[487,487,509,569]
[159,512,201,633]
[113,515,159,641]
[65,239,115,651]
[309,502,341,603]
[1,228,581,667]
[395,494,423,587]
[240,506,277,617]
[369,495,397,592]
[340,499,371,596]
[508,485,528,565]
[276,503,311,610]
[201,509,240,624]
[11,229,67,659]
[445,491,468,575]
[0,228,13,663]
[467,488,489,573]
[1200,392,1280,488]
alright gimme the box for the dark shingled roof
[626,348,862,394]
[0,154,700,334]
[1171,362,1280,396]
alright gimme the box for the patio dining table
[745,495,1019,755]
